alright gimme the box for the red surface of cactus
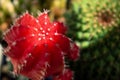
[3,11,79,80]
[53,69,73,80]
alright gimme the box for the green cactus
[65,0,120,80]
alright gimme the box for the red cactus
[3,11,80,80]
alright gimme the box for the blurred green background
[0,0,120,80]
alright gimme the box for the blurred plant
[65,0,120,80]
[0,0,16,31]
[50,0,66,21]
[13,0,53,16]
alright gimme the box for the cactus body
[65,0,120,80]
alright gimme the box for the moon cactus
[3,10,79,80]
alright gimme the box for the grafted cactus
[3,11,79,80]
